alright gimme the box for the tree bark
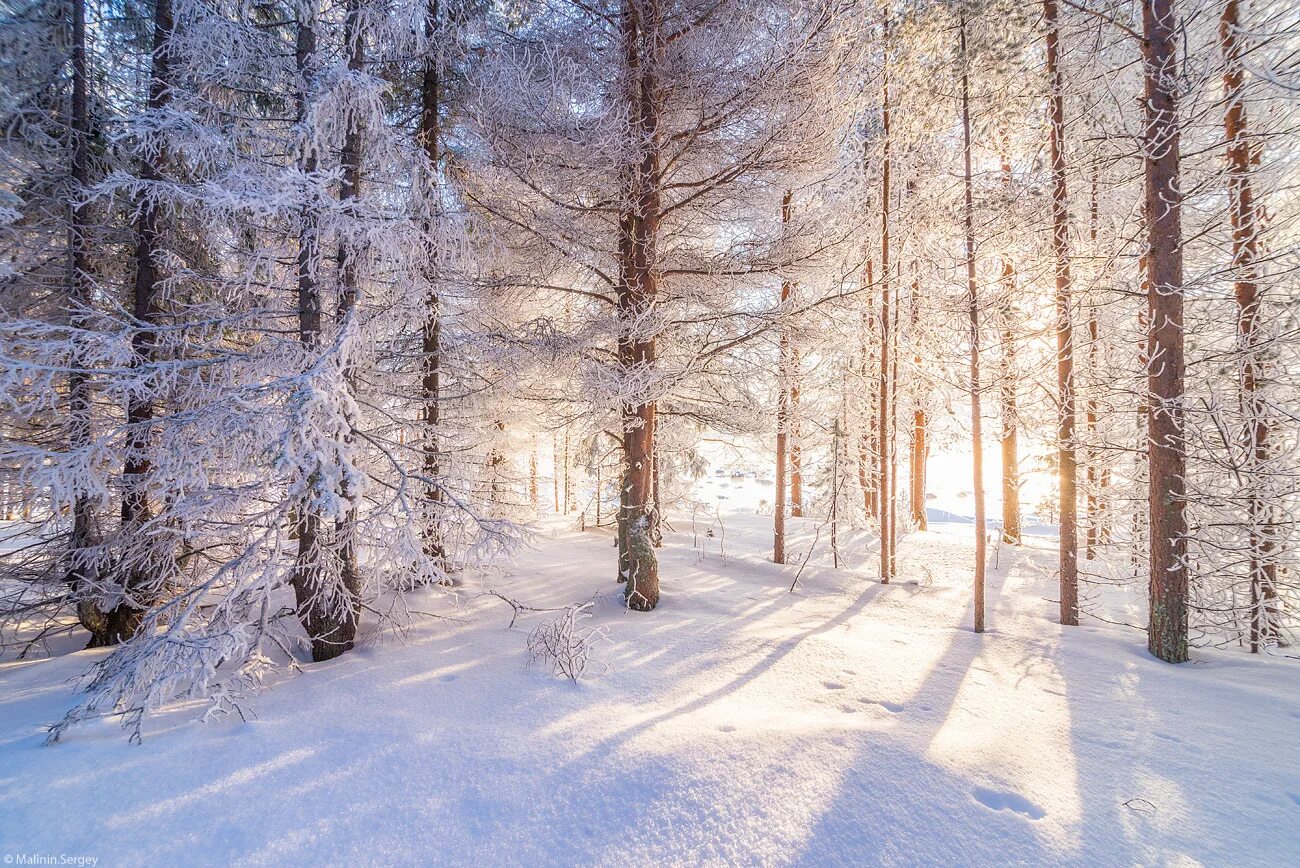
[909,271,928,531]
[290,5,357,662]
[617,0,660,611]
[1143,0,1189,663]
[1220,0,1277,652]
[790,354,803,519]
[1133,259,1150,576]
[1085,169,1106,556]
[651,442,662,546]
[996,152,1021,546]
[553,432,560,512]
[563,426,573,512]
[858,260,877,520]
[419,0,447,568]
[878,40,894,584]
[104,0,174,646]
[999,267,1021,547]
[66,0,109,643]
[1046,0,1079,626]
[324,0,365,655]
[774,190,792,565]
[959,11,987,633]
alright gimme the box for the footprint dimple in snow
[973,787,1046,820]
[1154,732,1183,744]
[858,698,904,713]
[823,681,847,691]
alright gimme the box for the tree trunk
[790,353,803,519]
[1133,261,1150,576]
[563,426,572,513]
[66,0,108,643]
[878,44,894,584]
[327,0,365,655]
[104,0,174,646]
[774,190,792,565]
[1085,312,1101,556]
[617,0,660,611]
[487,420,506,504]
[651,443,662,546]
[1046,0,1079,626]
[290,5,356,662]
[999,266,1021,546]
[553,432,560,512]
[909,272,928,531]
[831,415,842,568]
[1085,169,1105,557]
[959,12,987,634]
[889,253,901,573]
[419,0,447,568]
[530,438,539,510]
[997,153,1021,546]
[1220,0,1277,652]
[1143,0,1189,663]
[858,260,877,520]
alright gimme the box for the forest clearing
[4,513,1298,864]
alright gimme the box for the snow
[2,511,1298,865]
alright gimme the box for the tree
[1045,0,1079,627]
[1142,0,1189,663]
[958,6,987,633]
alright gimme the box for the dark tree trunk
[1143,0,1189,663]
[67,0,108,642]
[333,0,364,624]
[959,12,987,634]
[617,0,660,610]
[317,0,366,657]
[419,0,446,568]
[1046,0,1079,626]
[101,0,174,646]
[290,7,356,662]
[1220,0,1277,652]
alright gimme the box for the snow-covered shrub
[526,602,606,682]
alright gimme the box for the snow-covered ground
[2,511,1298,866]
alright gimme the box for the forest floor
[1,510,1298,866]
